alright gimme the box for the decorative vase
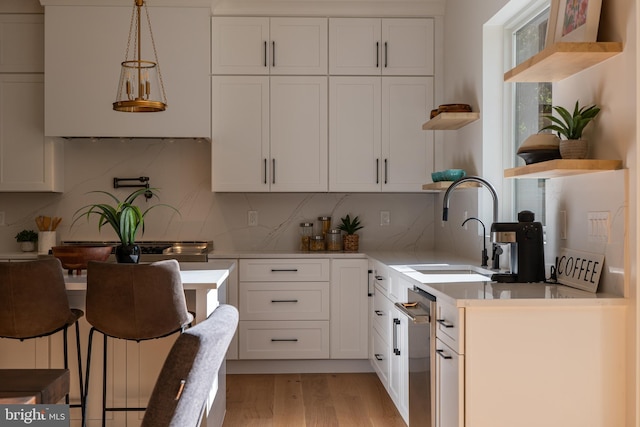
[20,241,36,252]
[115,244,140,263]
[559,139,588,159]
[343,234,359,252]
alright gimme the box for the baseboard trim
[227,359,373,374]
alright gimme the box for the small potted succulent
[338,214,363,252]
[540,100,600,159]
[15,229,38,252]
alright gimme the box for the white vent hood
[41,1,211,138]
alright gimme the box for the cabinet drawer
[371,327,390,386]
[240,259,330,282]
[239,282,329,320]
[436,301,464,353]
[239,320,329,359]
[372,288,392,342]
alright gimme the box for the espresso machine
[490,210,545,283]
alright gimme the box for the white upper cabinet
[329,76,434,192]
[0,74,63,192]
[212,17,328,75]
[43,5,210,138]
[212,75,327,192]
[0,15,44,73]
[329,18,434,76]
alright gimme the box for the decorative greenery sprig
[71,188,179,246]
[540,100,600,140]
[15,229,38,242]
[337,214,363,235]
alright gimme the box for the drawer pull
[271,338,298,342]
[436,349,452,360]
[437,318,454,328]
[271,299,299,303]
[271,268,299,272]
[374,310,384,316]
[374,354,383,361]
[374,275,384,281]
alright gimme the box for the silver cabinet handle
[374,310,384,316]
[271,299,299,303]
[271,338,298,342]
[437,319,454,328]
[375,354,383,361]
[393,318,400,356]
[436,349,452,360]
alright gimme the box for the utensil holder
[38,231,56,255]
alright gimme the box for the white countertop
[64,269,230,291]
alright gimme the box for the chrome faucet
[442,176,501,269]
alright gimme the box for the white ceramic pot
[560,139,589,159]
[20,241,36,252]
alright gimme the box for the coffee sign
[555,248,604,293]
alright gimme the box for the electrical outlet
[248,210,258,227]
[380,211,390,226]
[588,211,609,243]
[0,211,4,226]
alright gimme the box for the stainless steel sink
[400,264,493,283]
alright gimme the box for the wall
[0,139,437,253]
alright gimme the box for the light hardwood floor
[224,373,407,427]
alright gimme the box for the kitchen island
[0,263,233,427]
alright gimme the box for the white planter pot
[20,241,36,252]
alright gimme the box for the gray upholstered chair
[141,304,238,427]
[84,259,194,427]
[0,258,84,409]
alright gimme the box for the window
[510,8,551,223]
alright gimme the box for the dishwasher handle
[394,301,430,324]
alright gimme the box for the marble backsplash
[0,138,440,254]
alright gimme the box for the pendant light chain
[143,2,167,105]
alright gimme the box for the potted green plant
[15,229,38,252]
[540,100,600,159]
[337,214,364,252]
[71,188,179,263]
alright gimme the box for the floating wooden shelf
[422,181,481,191]
[504,159,622,179]
[504,42,623,82]
[422,112,480,130]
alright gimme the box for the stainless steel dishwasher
[395,287,436,427]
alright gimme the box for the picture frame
[547,0,603,44]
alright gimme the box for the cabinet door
[0,74,63,192]
[382,77,434,192]
[212,76,269,192]
[211,17,270,75]
[389,306,409,422]
[329,77,382,192]
[330,259,369,359]
[371,327,390,386]
[269,18,327,75]
[0,14,44,72]
[329,18,381,75]
[270,76,328,191]
[435,338,463,427]
[381,18,434,76]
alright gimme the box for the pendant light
[113,0,167,112]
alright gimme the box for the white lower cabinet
[435,338,463,427]
[237,258,368,361]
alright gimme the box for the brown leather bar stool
[0,258,84,410]
[84,259,194,427]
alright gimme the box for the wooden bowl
[52,245,113,274]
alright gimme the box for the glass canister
[318,216,332,237]
[309,235,326,251]
[326,229,342,251]
[299,222,313,251]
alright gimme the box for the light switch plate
[380,211,390,226]
[587,211,609,243]
[248,210,258,227]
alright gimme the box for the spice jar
[318,216,332,237]
[326,229,342,251]
[299,222,313,251]
[309,235,326,251]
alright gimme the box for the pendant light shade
[113,0,167,113]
